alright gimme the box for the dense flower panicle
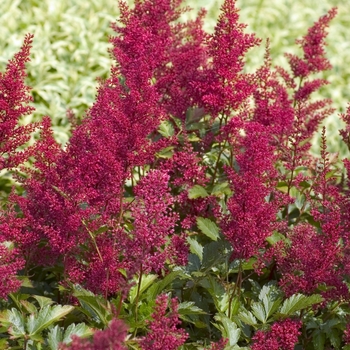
[0,244,25,299]
[222,122,278,260]
[60,319,127,350]
[164,143,208,188]
[0,34,38,171]
[252,47,294,138]
[192,0,260,116]
[251,319,302,350]
[160,142,218,231]
[155,10,208,119]
[129,170,184,272]
[275,129,349,299]
[77,236,128,296]
[286,8,337,78]
[111,0,208,120]
[140,294,188,350]
[275,223,345,297]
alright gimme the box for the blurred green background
[0,0,349,154]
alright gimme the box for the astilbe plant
[140,294,188,350]
[2,0,350,348]
[251,318,302,350]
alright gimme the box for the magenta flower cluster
[1,0,350,347]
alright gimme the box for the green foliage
[0,299,81,349]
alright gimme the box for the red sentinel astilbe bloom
[111,0,208,120]
[0,34,37,171]
[1,0,207,296]
[222,121,278,261]
[60,319,127,350]
[286,8,337,78]
[275,130,348,299]
[269,10,336,209]
[252,44,294,138]
[192,0,260,116]
[287,9,336,143]
[251,318,302,350]
[140,294,188,350]
[275,223,346,298]
[129,170,184,273]
[154,10,208,119]
[0,244,25,299]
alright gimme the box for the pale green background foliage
[0,0,349,153]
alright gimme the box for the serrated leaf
[214,314,241,346]
[27,305,74,336]
[202,241,228,269]
[47,325,64,350]
[156,146,174,159]
[259,285,283,321]
[33,296,54,309]
[158,120,174,137]
[279,294,323,316]
[188,185,208,199]
[196,217,219,241]
[74,296,110,326]
[238,310,257,326]
[251,302,266,323]
[177,302,207,316]
[329,329,341,349]
[62,323,93,343]
[295,192,305,210]
[187,237,203,262]
[20,300,37,314]
[198,276,226,312]
[8,308,26,338]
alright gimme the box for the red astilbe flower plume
[251,318,302,350]
[0,34,38,171]
[275,129,348,299]
[266,10,337,215]
[140,294,188,350]
[192,0,260,117]
[0,244,25,299]
[59,319,127,350]
[286,8,337,78]
[111,0,208,120]
[252,43,294,138]
[0,0,210,297]
[160,141,218,232]
[221,121,278,261]
[129,170,184,273]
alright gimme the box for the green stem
[134,264,143,325]
[228,261,243,319]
